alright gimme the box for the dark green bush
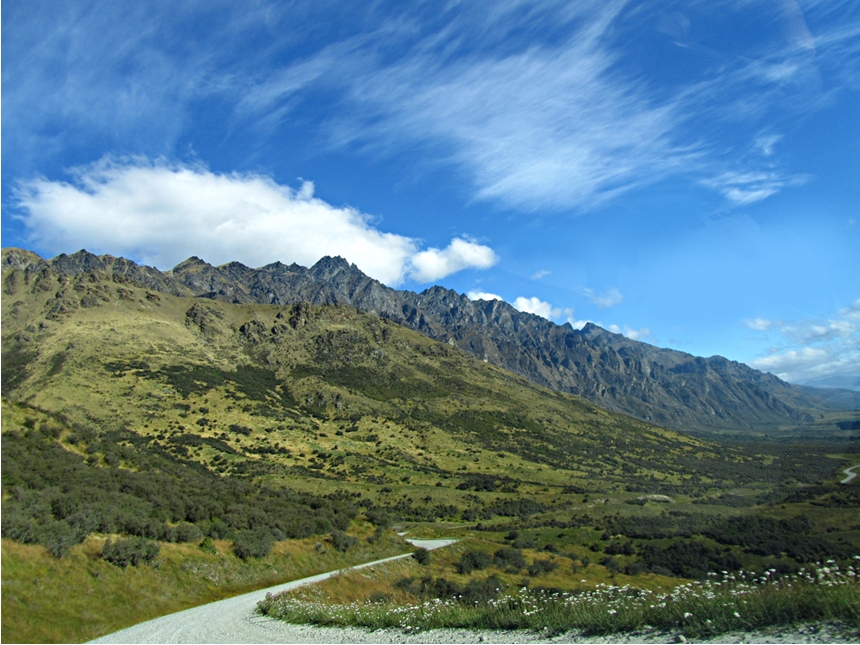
[101,537,160,568]
[641,540,742,579]
[456,550,492,574]
[527,558,558,576]
[605,540,635,556]
[493,547,525,570]
[413,548,432,565]
[394,574,504,605]
[199,536,217,554]
[232,529,274,559]
[365,508,391,528]
[600,555,620,574]
[330,530,357,552]
[172,522,203,543]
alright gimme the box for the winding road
[841,464,859,484]
[89,539,457,644]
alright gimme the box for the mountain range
[3,247,848,435]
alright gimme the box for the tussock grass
[258,558,860,638]
[0,532,408,644]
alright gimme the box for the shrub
[456,550,492,574]
[101,537,160,568]
[365,508,391,528]
[394,574,505,605]
[461,575,504,604]
[493,547,526,570]
[413,548,432,565]
[43,520,87,558]
[173,522,203,543]
[330,530,358,552]
[527,558,558,576]
[511,536,536,549]
[605,540,635,556]
[601,555,620,574]
[199,536,217,554]
[641,540,742,579]
[233,529,274,559]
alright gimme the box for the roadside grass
[258,558,860,638]
[0,531,409,644]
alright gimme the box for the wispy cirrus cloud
[580,287,624,308]
[13,156,497,286]
[700,170,808,205]
[5,0,860,213]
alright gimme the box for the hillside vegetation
[2,248,859,642]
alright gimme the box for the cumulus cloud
[581,287,624,308]
[13,157,498,286]
[512,296,575,324]
[747,299,860,386]
[410,238,499,283]
[467,291,503,302]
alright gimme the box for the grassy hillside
[2,260,765,497]
[2,252,858,642]
[1,531,409,644]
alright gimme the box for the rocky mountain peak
[309,255,355,280]
[2,247,846,434]
[1,248,43,271]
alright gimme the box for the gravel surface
[90,539,858,644]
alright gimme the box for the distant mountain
[3,248,846,434]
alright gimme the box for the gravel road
[89,539,456,644]
[90,537,857,644]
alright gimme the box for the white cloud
[754,134,782,156]
[608,324,653,341]
[745,317,774,331]
[14,157,497,286]
[700,170,808,205]
[581,287,624,308]
[512,296,575,324]
[7,2,859,214]
[782,318,856,344]
[747,299,860,385]
[329,11,692,212]
[410,238,499,283]
[467,291,503,302]
[532,270,551,280]
[514,296,556,319]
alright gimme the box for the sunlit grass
[0,532,409,644]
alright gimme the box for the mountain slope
[2,248,768,499]
[2,248,839,435]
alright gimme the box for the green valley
[2,250,859,642]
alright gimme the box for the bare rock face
[3,247,844,435]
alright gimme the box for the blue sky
[3,0,859,389]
